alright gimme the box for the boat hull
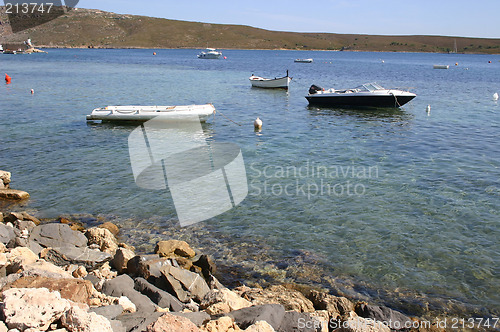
[306,94,416,108]
[198,54,221,59]
[86,104,216,123]
[250,76,291,89]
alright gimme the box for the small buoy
[30,89,34,94]
[223,56,227,59]
[381,60,384,63]
[488,61,492,63]
[426,105,431,115]
[455,62,458,66]
[254,117,263,130]
[153,52,156,56]
[5,73,11,84]
[493,93,499,101]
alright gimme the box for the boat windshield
[357,82,384,92]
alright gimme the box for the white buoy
[30,89,34,94]
[494,93,499,101]
[426,105,431,115]
[254,117,263,130]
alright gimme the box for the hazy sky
[77,0,499,38]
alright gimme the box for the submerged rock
[155,239,196,258]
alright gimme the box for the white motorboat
[249,71,292,89]
[197,48,222,59]
[294,58,313,63]
[433,65,449,69]
[306,82,416,108]
[86,104,216,122]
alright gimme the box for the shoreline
[0,172,498,331]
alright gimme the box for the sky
[76,0,500,39]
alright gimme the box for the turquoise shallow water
[1,49,499,317]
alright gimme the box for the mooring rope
[216,110,243,126]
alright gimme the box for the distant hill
[1,7,499,54]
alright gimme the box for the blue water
[1,49,499,318]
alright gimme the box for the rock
[111,247,135,274]
[72,265,88,278]
[42,246,112,271]
[2,212,24,224]
[20,212,41,225]
[126,254,166,277]
[5,246,38,274]
[134,277,184,312]
[277,311,322,332]
[89,305,124,320]
[99,222,120,236]
[334,313,390,332]
[237,285,315,313]
[159,265,210,303]
[308,290,355,319]
[146,313,200,332]
[85,227,119,254]
[0,212,3,223]
[354,303,412,330]
[193,255,216,279]
[227,304,286,331]
[118,311,163,332]
[110,319,126,332]
[61,305,113,332]
[58,217,86,232]
[118,296,137,313]
[0,224,17,247]
[0,321,7,332]
[30,223,88,248]
[171,312,211,328]
[155,240,196,258]
[1,287,70,331]
[0,170,11,187]
[137,256,174,281]
[13,219,36,233]
[21,259,73,279]
[201,288,252,315]
[0,189,30,200]
[245,320,276,332]
[3,276,95,304]
[102,274,156,314]
[309,310,329,332]
[202,316,242,332]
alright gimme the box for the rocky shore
[0,208,453,332]
[0,171,468,331]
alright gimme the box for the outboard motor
[309,85,323,94]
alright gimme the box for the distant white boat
[433,65,449,69]
[86,104,216,123]
[249,71,292,89]
[295,58,313,63]
[197,48,222,59]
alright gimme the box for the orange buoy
[153,52,157,56]
[5,74,11,84]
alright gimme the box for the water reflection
[306,105,415,123]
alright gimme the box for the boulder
[0,224,17,247]
[85,227,119,254]
[201,288,252,315]
[5,246,38,274]
[89,304,124,320]
[20,212,41,225]
[21,259,73,279]
[3,276,95,304]
[159,265,210,303]
[277,311,322,332]
[227,304,286,331]
[111,247,135,274]
[137,256,175,281]
[308,290,355,319]
[2,212,24,224]
[193,254,216,279]
[155,240,196,258]
[237,285,315,313]
[42,246,112,270]
[134,277,184,312]
[245,320,276,332]
[308,310,329,332]
[30,223,88,248]
[0,170,11,187]
[13,219,36,233]
[146,313,200,332]
[171,311,211,328]
[201,316,240,332]
[1,287,70,331]
[99,222,120,236]
[127,254,167,277]
[102,274,157,314]
[354,303,412,330]
[61,305,113,332]
[0,189,29,200]
[117,312,163,332]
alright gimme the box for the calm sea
[1,49,499,318]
